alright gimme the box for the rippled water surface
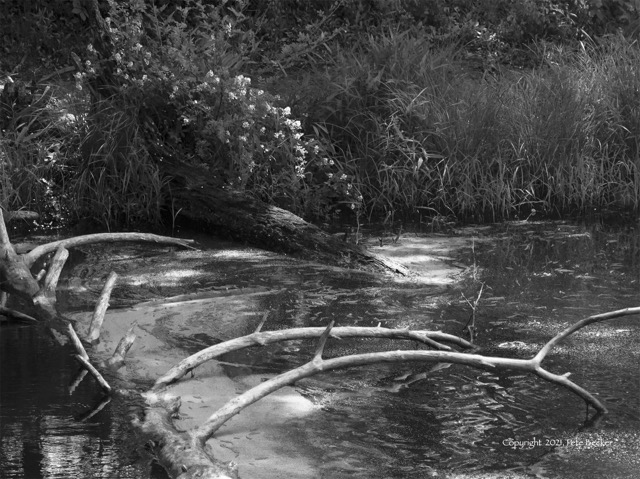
[1,220,639,478]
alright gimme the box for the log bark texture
[160,158,408,274]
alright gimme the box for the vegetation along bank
[1,0,639,234]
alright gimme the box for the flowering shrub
[72,0,357,222]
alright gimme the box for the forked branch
[152,326,473,390]
[186,307,640,444]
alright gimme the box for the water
[1,220,639,478]
[0,324,159,479]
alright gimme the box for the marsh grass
[73,102,166,230]
[0,83,81,221]
[306,32,640,221]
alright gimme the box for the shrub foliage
[1,0,639,228]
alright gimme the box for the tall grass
[306,31,640,221]
[0,83,80,221]
[73,102,166,230]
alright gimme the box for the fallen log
[160,158,408,275]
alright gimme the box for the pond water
[1,220,639,478]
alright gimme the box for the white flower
[242,121,250,129]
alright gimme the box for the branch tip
[314,321,335,360]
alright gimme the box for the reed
[73,102,166,230]
[306,32,640,221]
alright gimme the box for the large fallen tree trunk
[1,209,639,478]
[159,158,408,275]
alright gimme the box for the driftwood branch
[181,308,640,444]
[74,354,112,394]
[22,232,196,267]
[106,323,137,369]
[152,326,473,390]
[33,246,69,316]
[0,306,37,322]
[0,209,40,298]
[87,271,118,344]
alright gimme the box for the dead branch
[22,232,196,267]
[74,354,112,394]
[68,323,89,360]
[193,346,514,444]
[33,246,69,315]
[534,306,640,362]
[135,396,239,479]
[0,306,37,322]
[152,326,474,390]
[106,323,137,369]
[87,271,118,344]
[186,308,640,443]
[0,209,40,298]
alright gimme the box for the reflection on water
[0,325,156,479]
[2,221,639,478]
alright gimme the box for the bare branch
[87,271,118,344]
[68,323,89,360]
[74,354,112,394]
[0,306,37,322]
[33,246,69,313]
[152,326,472,390]
[106,323,137,369]
[22,232,196,267]
[0,209,40,298]
[192,350,519,444]
[313,321,334,360]
[254,311,269,333]
[533,366,606,412]
[534,307,640,362]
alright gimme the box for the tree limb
[152,326,474,390]
[22,232,196,267]
[87,271,118,343]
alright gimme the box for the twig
[74,354,112,394]
[106,323,137,369]
[87,271,118,344]
[67,323,89,360]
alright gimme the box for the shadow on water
[0,323,167,479]
[1,220,639,478]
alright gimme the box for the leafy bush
[69,0,356,226]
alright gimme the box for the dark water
[1,220,639,478]
[0,324,157,479]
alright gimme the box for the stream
[1,220,639,478]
